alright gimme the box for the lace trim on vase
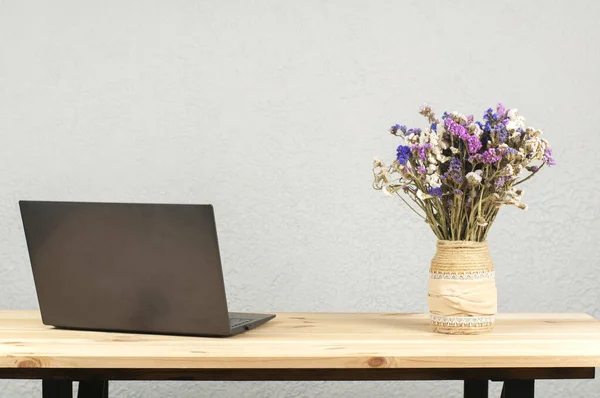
[429,271,495,280]
[429,314,495,327]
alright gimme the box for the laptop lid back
[19,201,232,336]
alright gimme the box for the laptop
[19,200,275,337]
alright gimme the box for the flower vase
[427,240,497,334]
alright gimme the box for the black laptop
[19,200,275,337]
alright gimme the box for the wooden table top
[1,311,600,370]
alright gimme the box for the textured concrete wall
[1,0,599,396]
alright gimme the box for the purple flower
[469,148,502,164]
[497,128,508,143]
[449,157,462,171]
[396,145,412,165]
[466,135,482,153]
[445,118,482,154]
[494,176,510,188]
[430,123,437,132]
[454,189,464,195]
[543,147,556,166]
[417,166,427,174]
[411,143,431,161]
[483,108,498,122]
[496,103,507,119]
[445,118,467,138]
[442,158,464,183]
[428,187,443,199]
[406,128,422,136]
[482,149,503,163]
[390,124,407,135]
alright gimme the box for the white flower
[471,123,483,137]
[429,131,439,145]
[382,184,393,196]
[526,139,540,154]
[504,164,514,176]
[427,163,438,173]
[419,131,430,146]
[466,171,482,185]
[506,120,521,131]
[405,133,418,145]
[506,108,525,131]
[437,123,446,135]
[426,173,442,188]
[514,164,523,175]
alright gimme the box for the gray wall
[1,0,599,396]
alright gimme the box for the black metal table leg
[77,381,108,398]
[43,380,72,398]
[501,380,535,398]
[464,380,489,397]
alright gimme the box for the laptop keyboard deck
[229,317,252,328]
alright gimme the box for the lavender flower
[445,118,482,154]
[396,145,412,165]
[445,118,467,137]
[466,135,482,153]
[390,124,408,135]
[496,103,507,119]
[543,147,556,166]
[483,108,498,122]
[442,158,464,183]
[494,176,511,189]
[497,126,509,143]
[469,148,502,164]
[428,187,443,199]
[411,144,431,161]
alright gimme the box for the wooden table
[1,311,599,398]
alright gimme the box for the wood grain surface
[1,311,599,369]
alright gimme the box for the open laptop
[19,200,275,337]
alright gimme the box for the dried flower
[427,187,443,199]
[390,124,407,135]
[396,145,412,165]
[373,103,554,241]
[466,170,483,185]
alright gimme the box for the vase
[427,240,497,334]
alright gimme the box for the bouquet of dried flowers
[372,103,555,242]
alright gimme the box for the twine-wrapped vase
[427,240,497,334]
